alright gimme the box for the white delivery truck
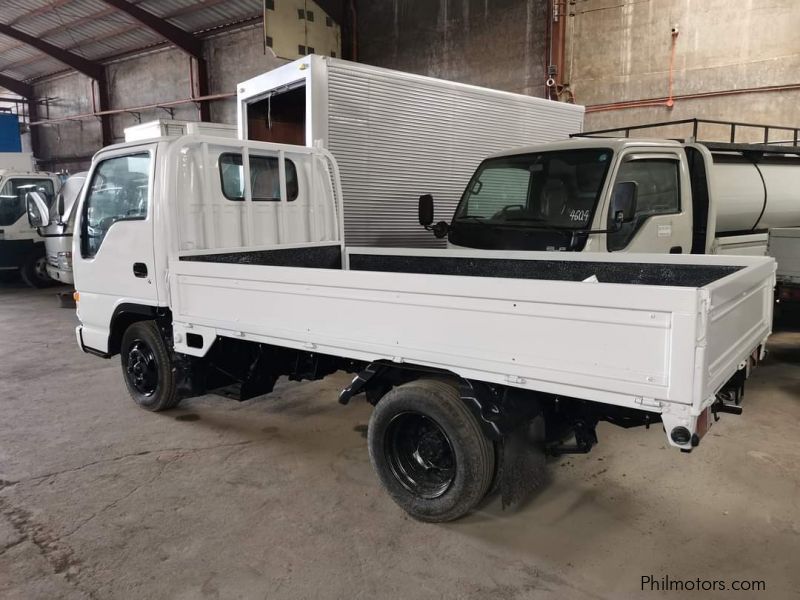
[0,152,61,287]
[54,132,774,521]
[236,55,585,247]
[418,118,800,257]
[27,120,236,287]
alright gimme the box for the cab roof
[486,137,684,159]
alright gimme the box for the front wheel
[368,379,495,522]
[120,321,180,411]
[20,251,53,288]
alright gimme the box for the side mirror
[26,191,50,229]
[611,181,637,224]
[57,193,65,221]
[418,194,434,227]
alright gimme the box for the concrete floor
[0,281,798,600]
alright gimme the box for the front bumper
[46,265,74,285]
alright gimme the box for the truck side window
[219,153,298,202]
[0,178,55,226]
[607,158,680,251]
[81,153,150,258]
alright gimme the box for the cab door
[605,151,692,254]
[73,145,159,354]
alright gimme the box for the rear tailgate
[696,257,775,407]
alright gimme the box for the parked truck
[30,172,87,286]
[0,152,60,287]
[48,130,774,521]
[236,54,585,247]
[418,118,800,258]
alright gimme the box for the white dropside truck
[64,133,774,521]
[0,152,61,287]
[236,55,585,247]
[420,118,800,258]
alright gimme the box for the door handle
[133,262,148,278]
[669,246,682,254]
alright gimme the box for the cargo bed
[169,245,774,448]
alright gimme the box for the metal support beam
[0,23,112,145]
[0,73,32,98]
[0,23,104,80]
[194,58,210,121]
[342,0,357,61]
[99,0,203,55]
[27,98,41,157]
[95,79,113,146]
[99,0,210,120]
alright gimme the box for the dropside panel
[699,259,774,403]
[169,257,702,412]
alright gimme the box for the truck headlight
[57,251,73,271]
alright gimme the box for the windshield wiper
[455,215,581,235]
[502,218,583,233]
[504,217,548,222]
[453,215,493,227]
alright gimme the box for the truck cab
[36,172,88,285]
[432,138,695,255]
[68,132,339,355]
[421,119,800,257]
[0,157,61,287]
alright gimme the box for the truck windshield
[453,149,612,230]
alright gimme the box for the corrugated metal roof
[0,0,263,86]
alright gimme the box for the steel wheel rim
[34,257,49,282]
[126,339,158,396]
[385,412,456,499]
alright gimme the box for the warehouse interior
[1,1,799,598]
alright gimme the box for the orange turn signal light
[73,291,80,303]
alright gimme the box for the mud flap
[492,415,548,509]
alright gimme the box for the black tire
[20,251,53,288]
[368,379,495,522]
[120,321,180,411]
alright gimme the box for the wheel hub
[34,257,50,282]
[126,341,158,396]
[385,412,456,499]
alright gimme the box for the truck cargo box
[237,55,585,247]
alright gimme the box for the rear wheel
[368,379,495,522]
[20,252,53,288]
[120,321,180,411]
